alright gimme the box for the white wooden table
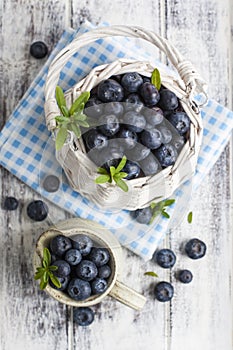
[0,1,232,350]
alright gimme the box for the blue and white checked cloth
[0,22,232,260]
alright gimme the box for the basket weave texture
[44,25,207,210]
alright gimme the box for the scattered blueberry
[98,114,120,136]
[88,248,110,267]
[154,144,178,167]
[73,307,95,326]
[67,278,91,301]
[122,111,146,133]
[30,41,48,59]
[117,128,138,149]
[154,281,174,302]
[126,143,150,162]
[84,129,108,150]
[97,79,124,102]
[104,102,124,116]
[158,125,173,144]
[140,128,162,149]
[53,260,71,277]
[185,238,207,259]
[3,196,19,210]
[50,276,70,291]
[42,174,60,192]
[158,89,178,111]
[85,97,103,119]
[132,207,152,224]
[98,265,112,279]
[121,72,143,92]
[155,249,176,268]
[76,260,98,281]
[139,82,160,106]
[139,153,161,176]
[91,277,108,294]
[178,269,193,283]
[121,160,141,180]
[50,235,72,257]
[143,106,164,126]
[72,235,93,256]
[167,111,190,135]
[65,249,82,266]
[124,93,144,112]
[26,200,48,221]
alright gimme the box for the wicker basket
[44,25,207,210]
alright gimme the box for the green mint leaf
[163,199,175,207]
[36,266,45,272]
[43,271,49,283]
[161,210,170,218]
[97,167,109,175]
[55,127,68,150]
[77,120,89,128]
[149,210,160,224]
[114,172,128,180]
[55,115,69,123]
[110,166,116,179]
[69,91,90,115]
[55,86,66,111]
[115,178,128,192]
[95,174,111,184]
[61,105,70,118]
[72,103,85,115]
[187,211,193,223]
[151,68,161,90]
[144,271,159,278]
[34,270,45,280]
[73,112,87,121]
[70,123,81,139]
[48,272,62,289]
[39,279,48,290]
[43,248,51,267]
[48,265,58,272]
[116,155,127,173]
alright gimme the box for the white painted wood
[0,0,232,350]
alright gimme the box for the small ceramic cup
[33,218,146,311]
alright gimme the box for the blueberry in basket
[34,234,112,301]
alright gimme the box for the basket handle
[44,25,207,130]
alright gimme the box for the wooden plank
[165,0,232,349]
[0,1,71,349]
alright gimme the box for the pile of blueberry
[48,234,112,301]
[82,72,190,178]
[153,238,207,302]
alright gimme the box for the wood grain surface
[0,1,232,350]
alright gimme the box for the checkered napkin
[0,22,232,260]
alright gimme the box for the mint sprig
[151,68,161,90]
[55,86,90,150]
[95,156,129,192]
[149,198,175,224]
[34,247,61,290]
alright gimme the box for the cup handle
[109,280,146,311]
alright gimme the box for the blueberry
[117,128,138,149]
[178,269,193,283]
[100,144,124,166]
[154,144,178,167]
[97,79,124,102]
[73,307,94,326]
[91,278,108,294]
[139,153,161,176]
[84,97,103,119]
[140,128,162,149]
[72,235,93,256]
[132,207,152,224]
[53,260,71,277]
[98,265,112,279]
[3,196,19,210]
[172,135,185,152]
[30,41,48,59]
[158,89,178,111]
[50,276,70,291]
[104,102,124,116]
[121,72,143,92]
[167,111,190,135]
[50,235,72,257]
[126,143,150,162]
[155,249,176,268]
[42,175,60,192]
[157,125,173,144]
[76,260,98,281]
[139,82,160,106]
[26,200,48,221]
[124,93,144,112]
[98,114,120,136]
[122,111,146,133]
[121,159,140,180]
[143,106,164,126]
[154,281,174,302]
[67,278,91,301]
[185,238,207,259]
[84,129,108,150]
[88,248,110,267]
[65,249,82,266]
